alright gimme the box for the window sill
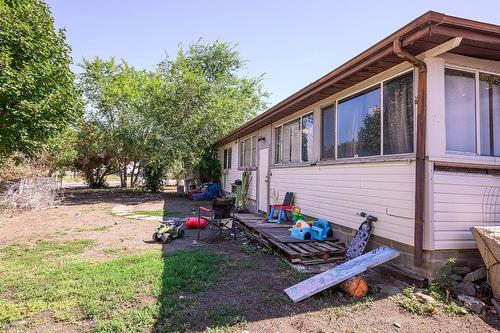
[429,154,500,168]
[237,167,257,171]
[270,154,416,169]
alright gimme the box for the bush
[143,162,166,193]
[196,148,221,183]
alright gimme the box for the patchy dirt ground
[0,188,498,332]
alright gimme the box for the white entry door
[258,148,269,213]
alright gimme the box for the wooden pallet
[234,214,346,265]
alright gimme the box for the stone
[453,266,471,276]
[393,322,402,328]
[463,266,486,282]
[491,298,500,314]
[449,273,463,282]
[414,292,437,304]
[458,294,486,314]
[458,281,476,296]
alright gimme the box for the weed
[241,260,258,270]
[266,292,289,305]
[395,287,436,316]
[429,283,445,302]
[327,305,347,318]
[240,243,260,256]
[81,207,97,214]
[276,258,304,280]
[351,296,373,309]
[102,247,124,255]
[444,301,467,315]
[433,258,459,298]
[75,225,111,233]
[206,305,245,327]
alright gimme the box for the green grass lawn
[0,240,225,332]
[133,209,178,217]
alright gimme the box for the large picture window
[445,68,477,153]
[479,73,500,157]
[383,72,414,155]
[321,71,414,160]
[275,113,314,164]
[337,87,381,158]
[239,136,256,168]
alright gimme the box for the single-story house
[215,11,500,278]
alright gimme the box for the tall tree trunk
[133,166,141,186]
[130,161,136,187]
[121,163,127,187]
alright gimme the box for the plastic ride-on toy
[311,219,333,241]
[290,220,312,240]
[153,219,185,243]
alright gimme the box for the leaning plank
[284,247,400,302]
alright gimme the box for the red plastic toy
[185,216,208,229]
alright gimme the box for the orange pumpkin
[340,276,368,298]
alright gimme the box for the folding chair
[198,197,236,241]
[267,192,294,224]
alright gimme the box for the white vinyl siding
[432,170,500,249]
[219,140,257,201]
[270,161,415,245]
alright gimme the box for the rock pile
[452,265,491,314]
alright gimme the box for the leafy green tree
[40,127,78,177]
[79,57,155,187]
[149,40,268,169]
[196,147,221,183]
[0,0,80,159]
[75,41,268,190]
[73,121,119,188]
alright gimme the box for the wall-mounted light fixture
[257,136,266,143]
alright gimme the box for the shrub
[143,162,166,193]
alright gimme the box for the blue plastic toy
[203,182,220,200]
[311,219,333,241]
[290,221,312,240]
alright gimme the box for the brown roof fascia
[215,11,500,147]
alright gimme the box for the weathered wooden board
[284,247,400,302]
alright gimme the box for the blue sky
[47,0,500,107]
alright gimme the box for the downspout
[393,39,427,267]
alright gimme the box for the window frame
[239,135,257,168]
[321,103,336,160]
[274,112,314,164]
[444,65,500,157]
[222,147,232,170]
[320,69,415,161]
